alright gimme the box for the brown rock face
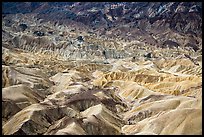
[2,2,202,135]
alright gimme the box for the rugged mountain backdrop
[3,2,202,45]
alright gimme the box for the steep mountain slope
[3,2,202,47]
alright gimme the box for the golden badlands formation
[2,2,202,135]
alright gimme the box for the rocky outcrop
[2,84,44,123]
[2,104,78,135]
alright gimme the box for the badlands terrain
[2,2,202,135]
